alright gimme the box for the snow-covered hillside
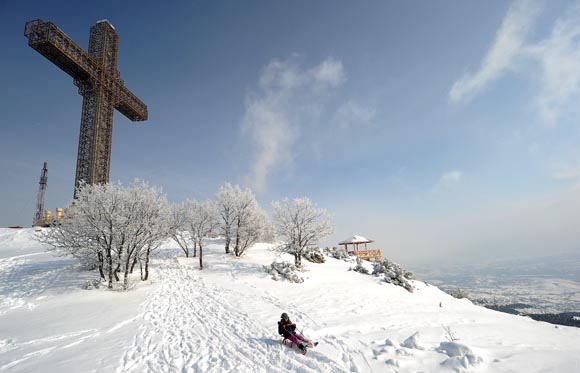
[1,228,579,372]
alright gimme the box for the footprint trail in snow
[118,259,348,372]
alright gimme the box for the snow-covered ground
[1,228,580,372]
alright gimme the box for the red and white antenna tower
[33,162,48,226]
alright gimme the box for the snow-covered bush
[324,246,351,261]
[449,288,469,299]
[350,257,369,274]
[265,261,304,283]
[302,247,325,263]
[372,258,415,292]
[83,278,102,290]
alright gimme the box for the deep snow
[1,228,579,372]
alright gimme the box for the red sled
[281,338,314,355]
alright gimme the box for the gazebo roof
[338,235,374,245]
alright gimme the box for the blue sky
[1,0,579,266]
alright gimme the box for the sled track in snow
[249,285,364,372]
[118,258,349,373]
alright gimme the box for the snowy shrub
[449,288,469,299]
[302,247,325,263]
[83,278,102,290]
[350,257,369,274]
[323,246,351,261]
[372,258,415,292]
[265,261,304,283]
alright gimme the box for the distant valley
[412,253,580,326]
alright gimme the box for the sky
[1,0,579,267]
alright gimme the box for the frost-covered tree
[216,183,272,257]
[232,188,269,257]
[272,197,334,267]
[121,184,170,283]
[38,202,104,277]
[235,205,272,257]
[214,183,237,254]
[184,200,218,269]
[37,181,169,289]
[168,202,195,257]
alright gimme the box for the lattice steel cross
[24,19,148,196]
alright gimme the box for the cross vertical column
[74,20,119,193]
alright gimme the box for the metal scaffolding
[24,19,148,196]
[33,162,48,226]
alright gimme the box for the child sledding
[278,312,318,355]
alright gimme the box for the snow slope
[1,228,579,372]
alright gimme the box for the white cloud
[258,59,305,92]
[449,1,580,124]
[529,6,580,123]
[242,57,344,192]
[311,57,345,87]
[547,149,580,182]
[449,0,539,103]
[431,170,463,192]
[242,99,298,192]
[439,170,463,185]
[551,163,580,180]
[335,100,376,130]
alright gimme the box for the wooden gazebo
[338,235,382,261]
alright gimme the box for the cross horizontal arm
[24,19,101,83]
[115,84,148,121]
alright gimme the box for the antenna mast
[34,162,48,226]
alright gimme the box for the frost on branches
[272,197,334,267]
[37,181,169,290]
[372,259,415,293]
[182,200,218,270]
[215,183,274,257]
[214,183,237,254]
[168,202,195,258]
